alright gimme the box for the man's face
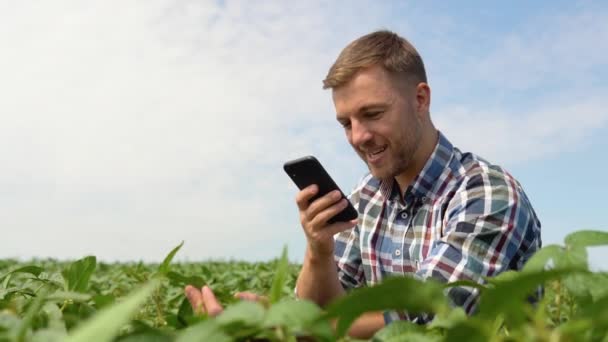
[333,65,423,180]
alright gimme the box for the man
[185,30,542,338]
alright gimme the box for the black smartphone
[283,155,358,224]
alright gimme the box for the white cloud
[0,0,389,261]
[434,95,608,165]
[0,1,605,263]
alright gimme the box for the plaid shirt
[334,131,542,324]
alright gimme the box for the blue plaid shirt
[334,131,542,324]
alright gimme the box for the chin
[368,166,392,180]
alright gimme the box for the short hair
[323,30,427,89]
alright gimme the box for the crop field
[1,230,608,341]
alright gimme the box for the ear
[415,82,431,115]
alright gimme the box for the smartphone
[283,155,358,224]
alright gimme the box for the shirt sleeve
[384,166,541,324]
[333,180,366,290]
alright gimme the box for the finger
[309,198,352,228]
[320,219,358,239]
[201,286,223,317]
[184,285,204,314]
[295,184,318,211]
[235,292,269,306]
[234,291,260,301]
[305,190,343,221]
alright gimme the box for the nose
[350,120,373,146]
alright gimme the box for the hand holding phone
[283,156,358,224]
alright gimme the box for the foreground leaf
[65,279,159,342]
[324,276,447,337]
[521,245,563,273]
[479,268,586,327]
[565,230,608,249]
[264,299,333,341]
[176,320,231,342]
[268,245,289,304]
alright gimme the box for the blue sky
[0,1,606,269]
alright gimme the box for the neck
[394,128,439,194]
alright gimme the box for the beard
[358,118,422,181]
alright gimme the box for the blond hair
[323,30,427,89]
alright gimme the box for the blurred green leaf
[92,294,115,309]
[444,318,490,342]
[479,268,586,327]
[324,276,447,337]
[46,291,91,303]
[65,279,159,342]
[158,242,184,276]
[166,272,205,289]
[1,265,44,281]
[580,293,608,328]
[15,289,48,342]
[215,300,265,332]
[264,299,333,341]
[269,245,289,304]
[522,244,563,273]
[62,256,96,293]
[428,307,467,330]
[176,320,231,342]
[372,320,431,342]
[443,280,486,292]
[565,230,608,248]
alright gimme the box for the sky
[1,1,607,269]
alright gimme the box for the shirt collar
[383,131,454,204]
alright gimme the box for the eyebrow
[337,102,388,120]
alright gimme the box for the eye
[337,119,351,129]
[365,111,382,118]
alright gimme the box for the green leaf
[166,271,205,289]
[62,256,96,293]
[65,279,160,342]
[114,320,172,342]
[565,230,608,248]
[264,299,332,341]
[176,320,231,342]
[428,307,467,330]
[479,268,586,327]
[324,276,447,337]
[268,245,289,304]
[443,280,486,292]
[157,241,184,276]
[173,297,205,329]
[92,294,115,309]
[46,291,92,303]
[1,265,44,280]
[15,289,48,342]
[521,244,564,273]
[372,320,430,342]
[444,318,490,342]
[215,300,265,332]
[1,265,44,289]
[580,293,608,328]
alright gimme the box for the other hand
[184,285,265,317]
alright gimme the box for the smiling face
[333,64,431,182]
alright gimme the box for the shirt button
[395,249,401,256]
[421,196,428,203]
[400,212,408,219]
